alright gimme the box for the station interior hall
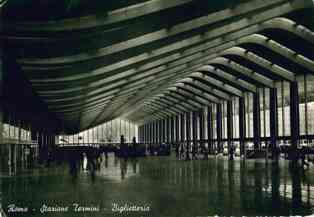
[1,0,314,216]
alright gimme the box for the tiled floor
[1,154,314,217]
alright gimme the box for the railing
[57,142,132,148]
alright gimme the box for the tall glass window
[233,97,239,139]
[213,104,217,140]
[307,75,314,135]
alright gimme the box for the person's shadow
[120,159,128,180]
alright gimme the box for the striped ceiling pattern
[2,0,314,133]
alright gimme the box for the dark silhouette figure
[132,159,138,174]
[180,143,185,160]
[105,156,108,168]
[120,135,127,158]
[300,148,309,169]
[175,144,179,158]
[120,159,128,180]
[132,136,137,156]
[132,137,137,149]
[68,152,80,178]
[229,144,235,161]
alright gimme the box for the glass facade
[58,118,138,144]
[2,123,32,143]
[141,75,314,151]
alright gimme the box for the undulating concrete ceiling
[1,0,314,133]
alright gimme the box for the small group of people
[175,143,210,160]
[119,135,140,158]
[68,149,104,180]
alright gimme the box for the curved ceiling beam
[144,96,190,117]
[195,66,257,93]
[208,57,275,88]
[36,68,175,98]
[178,78,233,100]
[143,105,174,117]
[143,104,176,117]
[23,18,309,102]
[94,69,191,112]
[144,93,192,115]
[237,34,314,74]
[41,69,189,103]
[84,69,194,126]
[4,0,195,32]
[161,92,199,111]
[219,47,296,81]
[32,61,189,93]
[145,100,180,115]
[141,97,192,122]
[157,96,193,112]
[174,83,222,103]
[50,92,134,113]
[31,30,310,98]
[102,16,314,126]
[188,72,245,96]
[99,68,195,121]
[16,16,314,126]
[142,109,168,121]
[150,100,185,114]
[122,65,248,120]
[22,16,314,89]
[17,1,311,66]
[167,88,209,108]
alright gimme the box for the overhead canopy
[1,0,314,133]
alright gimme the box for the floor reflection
[66,153,140,182]
[0,155,314,216]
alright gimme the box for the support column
[141,126,144,143]
[185,112,191,160]
[156,121,159,144]
[0,23,3,210]
[199,108,205,158]
[152,121,155,144]
[253,91,261,151]
[162,119,166,143]
[0,48,3,145]
[149,123,152,144]
[0,107,2,145]
[143,125,145,143]
[180,114,185,143]
[38,132,46,163]
[216,103,222,153]
[175,116,179,144]
[151,123,153,144]
[199,109,204,150]
[270,88,278,160]
[290,81,300,159]
[142,124,146,143]
[192,111,197,158]
[170,117,174,145]
[158,120,162,144]
[207,105,213,154]
[155,121,158,144]
[166,117,170,144]
[239,97,246,157]
[227,100,234,160]
[145,124,148,143]
[145,124,149,144]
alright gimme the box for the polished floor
[1,154,314,217]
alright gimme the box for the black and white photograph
[1,0,314,216]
